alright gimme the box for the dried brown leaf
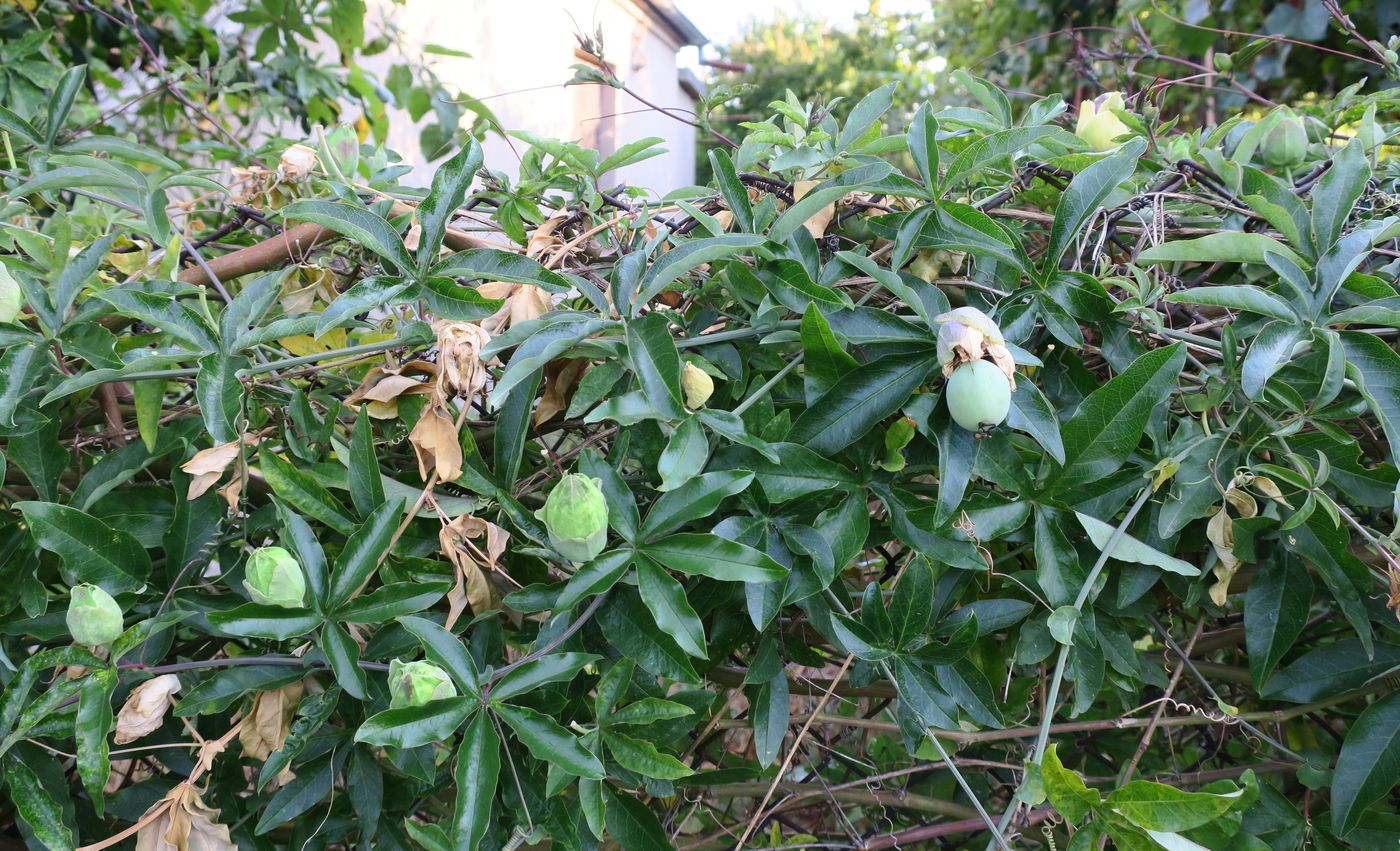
[410,402,463,483]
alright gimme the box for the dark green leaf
[17,501,151,593]
[355,698,475,748]
[283,199,415,275]
[494,703,604,778]
[1051,343,1184,492]
[788,353,935,455]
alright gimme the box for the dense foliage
[3,4,1400,851]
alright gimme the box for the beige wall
[363,0,699,196]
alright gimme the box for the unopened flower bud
[279,144,318,182]
[946,360,1012,432]
[680,362,714,409]
[243,546,306,609]
[1075,92,1131,152]
[535,474,609,564]
[389,659,456,709]
[1262,109,1307,169]
[67,584,123,647]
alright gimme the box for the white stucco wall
[362,0,699,197]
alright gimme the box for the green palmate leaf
[416,137,483,273]
[801,302,859,400]
[708,148,753,232]
[770,161,895,242]
[1242,320,1308,399]
[609,697,694,725]
[17,501,151,593]
[554,548,634,610]
[316,276,411,335]
[788,352,936,455]
[1310,139,1368,253]
[658,415,709,492]
[1075,512,1198,576]
[207,604,320,640]
[431,248,575,292]
[336,582,445,621]
[55,232,119,321]
[626,312,686,419]
[1007,379,1065,463]
[419,276,505,321]
[283,199,415,275]
[941,125,1069,190]
[349,408,386,517]
[327,497,405,608]
[4,753,73,851]
[398,616,482,699]
[838,81,897,151]
[598,588,698,682]
[641,470,753,540]
[606,730,693,779]
[721,443,858,503]
[1137,232,1303,267]
[493,703,604,778]
[1052,343,1184,492]
[259,449,356,535]
[195,352,247,443]
[605,788,675,850]
[1105,780,1241,832]
[319,621,367,699]
[355,698,475,748]
[0,342,46,427]
[1332,691,1400,835]
[1042,138,1145,273]
[489,652,598,702]
[177,666,305,717]
[1041,744,1100,822]
[255,755,335,834]
[1262,640,1400,703]
[278,505,329,610]
[642,533,787,582]
[1291,516,1373,656]
[75,668,115,818]
[749,668,789,767]
[1244,555,1311,689]
[632,234,766,312]
[1339,331,1400,469]
[45,65,87,147]
[452,709,499,848]
[907,101,938,189]
[1164,285,1298,322]
[635,556,707,658]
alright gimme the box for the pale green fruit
[946,360,1011,432]
[536,474,609,564]
[388,659,457,709]
[243,546,306,609]
[66,584,123,647]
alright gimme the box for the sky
[673,0,929,66]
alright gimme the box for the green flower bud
[1213,52,1233,73]
[243,546,306,609]
[388,659,457,709]
[1262,109,1307,169]
[946,360,1012,432]
[680,362,714,409]
[536,474,609,564]
[1075,92,1131,152]
[66,584,123,647]
[0,266,23,325]
[878,416,917,472]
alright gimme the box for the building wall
[362,0,699,196]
